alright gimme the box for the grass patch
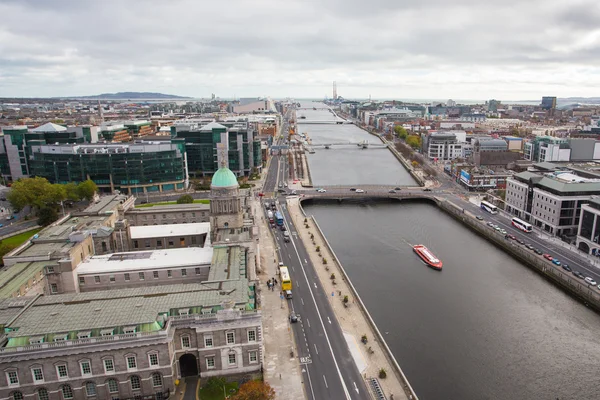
[135,199,210,208]
[1,228,43,246]
[198,381,238,400]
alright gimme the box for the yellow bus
[279,266,292,291]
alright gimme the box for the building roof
[30,122,67,133]
[83,194,130,214]
[199,121,227,132]
[128,203,210,213]
[0,261,56,298]
[211,167,239,188]
[76,247,213,275]
[130,222,210,239]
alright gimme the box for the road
[0,220,40,237]
[262,108,371,400]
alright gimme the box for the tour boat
[413,245,443,270]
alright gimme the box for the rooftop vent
[95,308,102,312]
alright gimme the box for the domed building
[210,164,244,231]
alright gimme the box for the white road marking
[354,382,359,393]
[301,298,304,306]
[323,375,328,389]
[314,282,317,288]
[327,317,331,324]
[314,344,319,355]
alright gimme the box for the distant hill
[66,92,191,100]
[558,97,600,105]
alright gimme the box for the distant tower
[333,81,337,100]
[97,100,104,123]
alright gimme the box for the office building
[524,136,570,163]
[576,198,600,254]
[425,132,463,161]
[173,121,262,177]
[505,168,600,235]
[541,96,557,110]
[27,141,188,194]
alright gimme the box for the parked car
[316,188,326,193]
[350,188,357,191]
[543,254,553,261]
[534,248,543,255]
[388,189,396,193]
[507,234,516,240]
[476,216,484,220]
[585,277,597,285]
[516,239,525,245]
[394,187,402,190]
[487,222,494,227]
[355,189,365,193]
[562,264,572,272]
[525,244,535,250]
[573,271,585,279]
[552,259,561,266]
[289,312,298,323]
[423,188,432,192]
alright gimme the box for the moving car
[543,254,553,261]
[389,189,396,193]
[350,188,357,191]
[572,271,585,279]
[280,225,287,231]
[395,187,402,190]
[487,222,494,227]
[316,188,327,193]
[516,239,525,245]
[289,312,298,323]
[355,189,365,193]
[283,231,290,242]
[476,216,484,220]
[585,277,597,285]
[562,264,572,272]
[525,244,534,250]
[423,188,432,192]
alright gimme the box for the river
[298,102,600,400]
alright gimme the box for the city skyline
[1,0,600,99]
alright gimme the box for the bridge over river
[294,185,442,202]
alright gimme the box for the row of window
[133,236,199,248]
[6,354,160,387]
[203,351,258,370]
[141,212,205,219]
[180,329,257,349]
[8,374,162,400]
[80,267,203,285]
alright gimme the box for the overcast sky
[1,0,600,100]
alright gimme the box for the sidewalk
[251,192,305,399]
[286,197,412,400]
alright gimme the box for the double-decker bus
[279,266,292,291]
[480,200,498,214]
[512,217,533,233]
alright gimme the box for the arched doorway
[579,241,590,254]
[179,354,198,377]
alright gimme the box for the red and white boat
[413,245,443,270]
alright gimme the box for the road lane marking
[354,382,359,394]
[314,282,317,288]
[314,344,319,355]
[323,375,328,389]
[301,298,304,305]
[307,318,311,328]
[327,317,331,324]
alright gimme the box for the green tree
[0,243,18,266]
[177,194,194,204]
[7,177,67,211]
[77,180,98,201]
[394,125,408,140]
[38,207,59,226]
[406,135,421,149]
[64,182,81,202]
[233,380,276,400]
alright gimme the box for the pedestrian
[274,277,278,285]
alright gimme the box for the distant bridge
[302,141,388,152]
[297,120,353,125]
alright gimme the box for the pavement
[286,196,410,400]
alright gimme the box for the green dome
[211,167,239,188]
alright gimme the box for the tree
[394,125,408,140]
[406,135,421,149]
[232,380,275,400]
[64,182,81,202]
[7,177,67,211]
[0,243,18,266]
[38,206,59,226]
[177,194,194,204]
[77,180,98,201]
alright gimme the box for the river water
[297,105,416,187]
[298,102,600,400]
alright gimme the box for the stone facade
[126,204,210,227]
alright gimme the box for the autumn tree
[393,125,408,140]
[406,135,421,149]
[232,380,276,400]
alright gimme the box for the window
[157,240,162,247]
[139,272,145,280]
[101,329,114,336]
[181,335,191,348]
[153,271,159,279]
[145,240,150,248]
[149,353,159,367]
[85,382,96,397]
[195,267,201,275]
[53,333,67,342]
[79,277,85,285]
[32,367,44,382]
[103,359,114,373]
[56,364,68,379]
[109,275,115,283]
[249,351,258,364]
[94,276,101,284]
[107,379,119,393]
[130,375,141,390]
[168,240,174,247]
[167,270,172,278]
[124,326,136,334]
[192,236,197,245]
[29,336,43,344]
[11,392,23,400]
[228,353,236,366]
[124,273,130,281]
[80,360,92,376]
[248,330,256,342]
[126,356,137,370]
[77,331,91,339]
[61,385,74,399]
[134,241,139,249]
[152,373,163,387]
[179,308,189,316]
[204,335,213,348]
[47,266,54,273]
[6,371,19,386]
[206,356,215,369]
[162,214,166,219]
[37,388,49,400]
[226,331,235,344]
[181,268,187,277]
[50,284,58,294]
